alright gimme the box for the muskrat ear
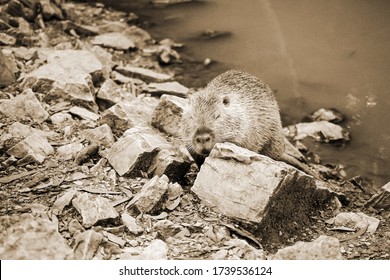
[222,96,230,106]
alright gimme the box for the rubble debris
[0,213,73,259]
[366,181,390,210]
[0,89,49,123]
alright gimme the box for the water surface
[100,0,390,186]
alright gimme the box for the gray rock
[308,108,345,123]
[127,175,169,213]
[122,26,152,48]
[0,49,15,86]
[121,211,144,235]
[8,122,57,140]
[111,70,134,84]
[69,106,100,121]
[57,142,84,161]
[72,192,119,228]
[141,239,168,260]
[7,133,54,164]
[62,21,99,36]
[107,127,169,176]
[52,189,78,215]
[0,32,16,46]
[50,112,73,125]
[366,181,390,210]
[81,124,115,148]
[115,65,172,82]
[46,49,103,77]
[224,239,266,260]
[0,19,11,31]
[148,146,192,183]
[0,89,49,123]
[100,98,157,137]
[100,103,135,137]
[146,81,189,97]
[73,230,104,260]
[0,213,73,259]
[153,219,182,239]
[191,142,342,242]
[151,94,188,137]
[164,182,183,211]
[21,50,102,111]
[283,121,350,143]
[271,235,342,260]
[92,32,135,50]
[11,46,38,60]
[89,45,115,69]
[97,78,134,107]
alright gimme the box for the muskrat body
[182,70,316,177]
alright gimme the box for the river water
[98,0,389,187]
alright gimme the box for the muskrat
[182,70,317,177]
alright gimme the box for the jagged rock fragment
[151,94,188,136]
[106,127,168,176]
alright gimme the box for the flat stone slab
[69,106,100,121]
[146,81,189,97]
[191,142,342,242]
[115,65,172,82]
[92,32,136,50]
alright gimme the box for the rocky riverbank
[1,0,389,260]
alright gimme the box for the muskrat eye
[222,96,230,106]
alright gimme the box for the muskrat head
[182,88,245,156]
